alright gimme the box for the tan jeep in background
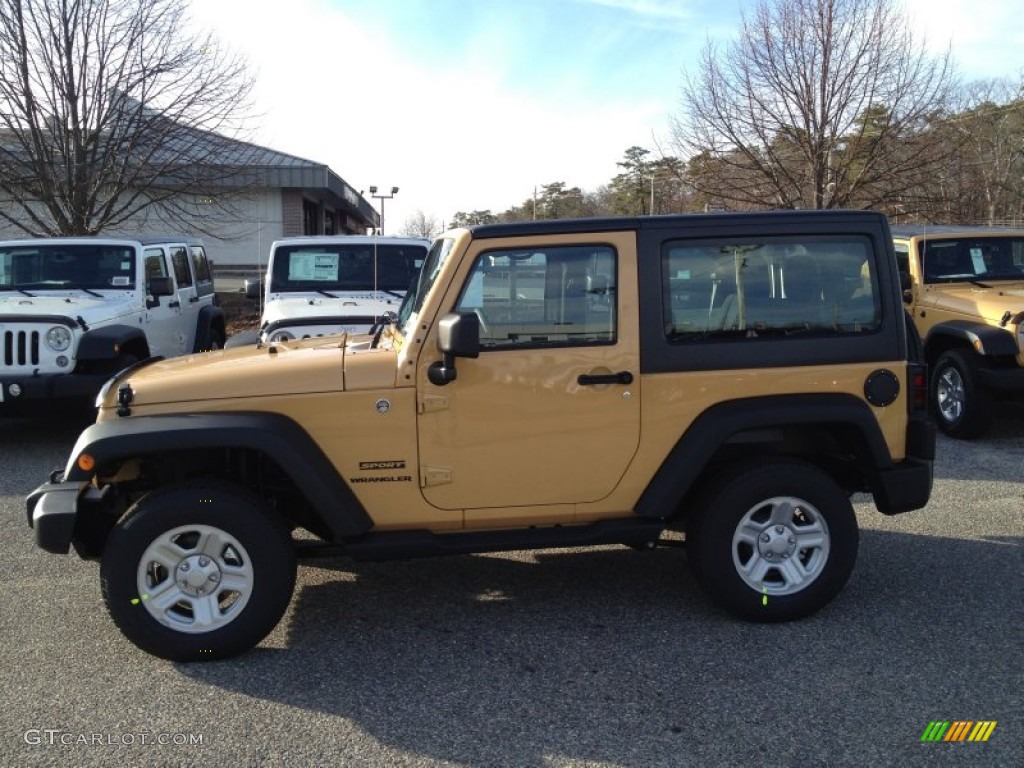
[892,225,1024,438]
[28,211,934,660]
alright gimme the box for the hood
[0,292,137,325]
[103,336,399,410]
[263,292,403,324]
[925,281,1024,323]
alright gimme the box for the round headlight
[270,331,295,342]
[46,326,72,351]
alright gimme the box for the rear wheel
[101,481,296,661]
[931,349,991,439]
[686,459,858,622]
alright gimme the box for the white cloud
[903,0,1024,80]
[186,0,1024,235]
[188,0,669,231]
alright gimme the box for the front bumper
[26,475,117,557]
[976,365,1024,394]
[1,371,108,411]
[26,475,80,554]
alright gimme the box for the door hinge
[418,394,450,414]
[420,466,452,487]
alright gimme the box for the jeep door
[416,232,641,517]
[143,248,188,357]
[168,245,200,350]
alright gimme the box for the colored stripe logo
[921,721,997,742]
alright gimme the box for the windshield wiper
[76,287,103,298]
[382,289,403,299]
[0,286,35,297]
[317,289,338,298]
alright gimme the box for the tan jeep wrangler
[892,225,1024,438]
[28,211,934,661]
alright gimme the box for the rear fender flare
[635,394,894,519]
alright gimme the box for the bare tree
[935,79,1024,225]
[401,209,441,239]
[671,0,956,212]
[0,0,254,236]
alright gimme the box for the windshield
[399,237,456,333]
[268,242,427,294]
[920,237,1024,284]
[0,244,136,290]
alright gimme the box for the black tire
[194,324,226,352]
[686,459,858,622]
[101,481,296,661]
[931,349,991,439]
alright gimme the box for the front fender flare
[63,412,372,539]
[925,321,1019,357]
[77,325,149,361]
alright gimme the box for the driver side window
[144,249,169,291]
[455,245,617,349]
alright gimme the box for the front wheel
[686,459,858,622]
[931,349,991,439]
[101,481,296,661]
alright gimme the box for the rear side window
[170,247,193,288]
[662,237,880,339]
[455,244,616,349]
[190,246,212,284]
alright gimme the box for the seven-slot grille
[3,329,41,367]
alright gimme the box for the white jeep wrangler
[232,235,429,345]
[0,235,223,411]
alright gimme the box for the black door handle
[578,371,634,386]
[189,295,199,303]
[168,300,180,309]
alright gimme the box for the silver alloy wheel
[731,496,831,596]
[135,524,254,634]
[936,365,965,424]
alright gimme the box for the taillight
[908,362,928,412]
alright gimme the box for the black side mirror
[898,270,912,303]
[146,275,174,307]
[148,276,175,297]
[243,277,263,300]
[428,312,480,386]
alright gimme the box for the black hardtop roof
[0,234,204,247]
[136,235,205,246]
[468,209,888,239]
[890,224,1024,238]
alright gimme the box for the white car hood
[262,292,404,326]
[0,292,138,326]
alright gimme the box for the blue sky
[189,0,1024,234]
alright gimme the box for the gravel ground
[1,407,1021,767]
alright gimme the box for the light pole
[369,185,399,235]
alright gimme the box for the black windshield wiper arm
[0,287,35,297]
[317,290,338,298]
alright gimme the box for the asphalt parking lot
[1,409,1021,767]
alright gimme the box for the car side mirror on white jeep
[146,276,175,308]
[428,312,480,386]
[243,277,263,300]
